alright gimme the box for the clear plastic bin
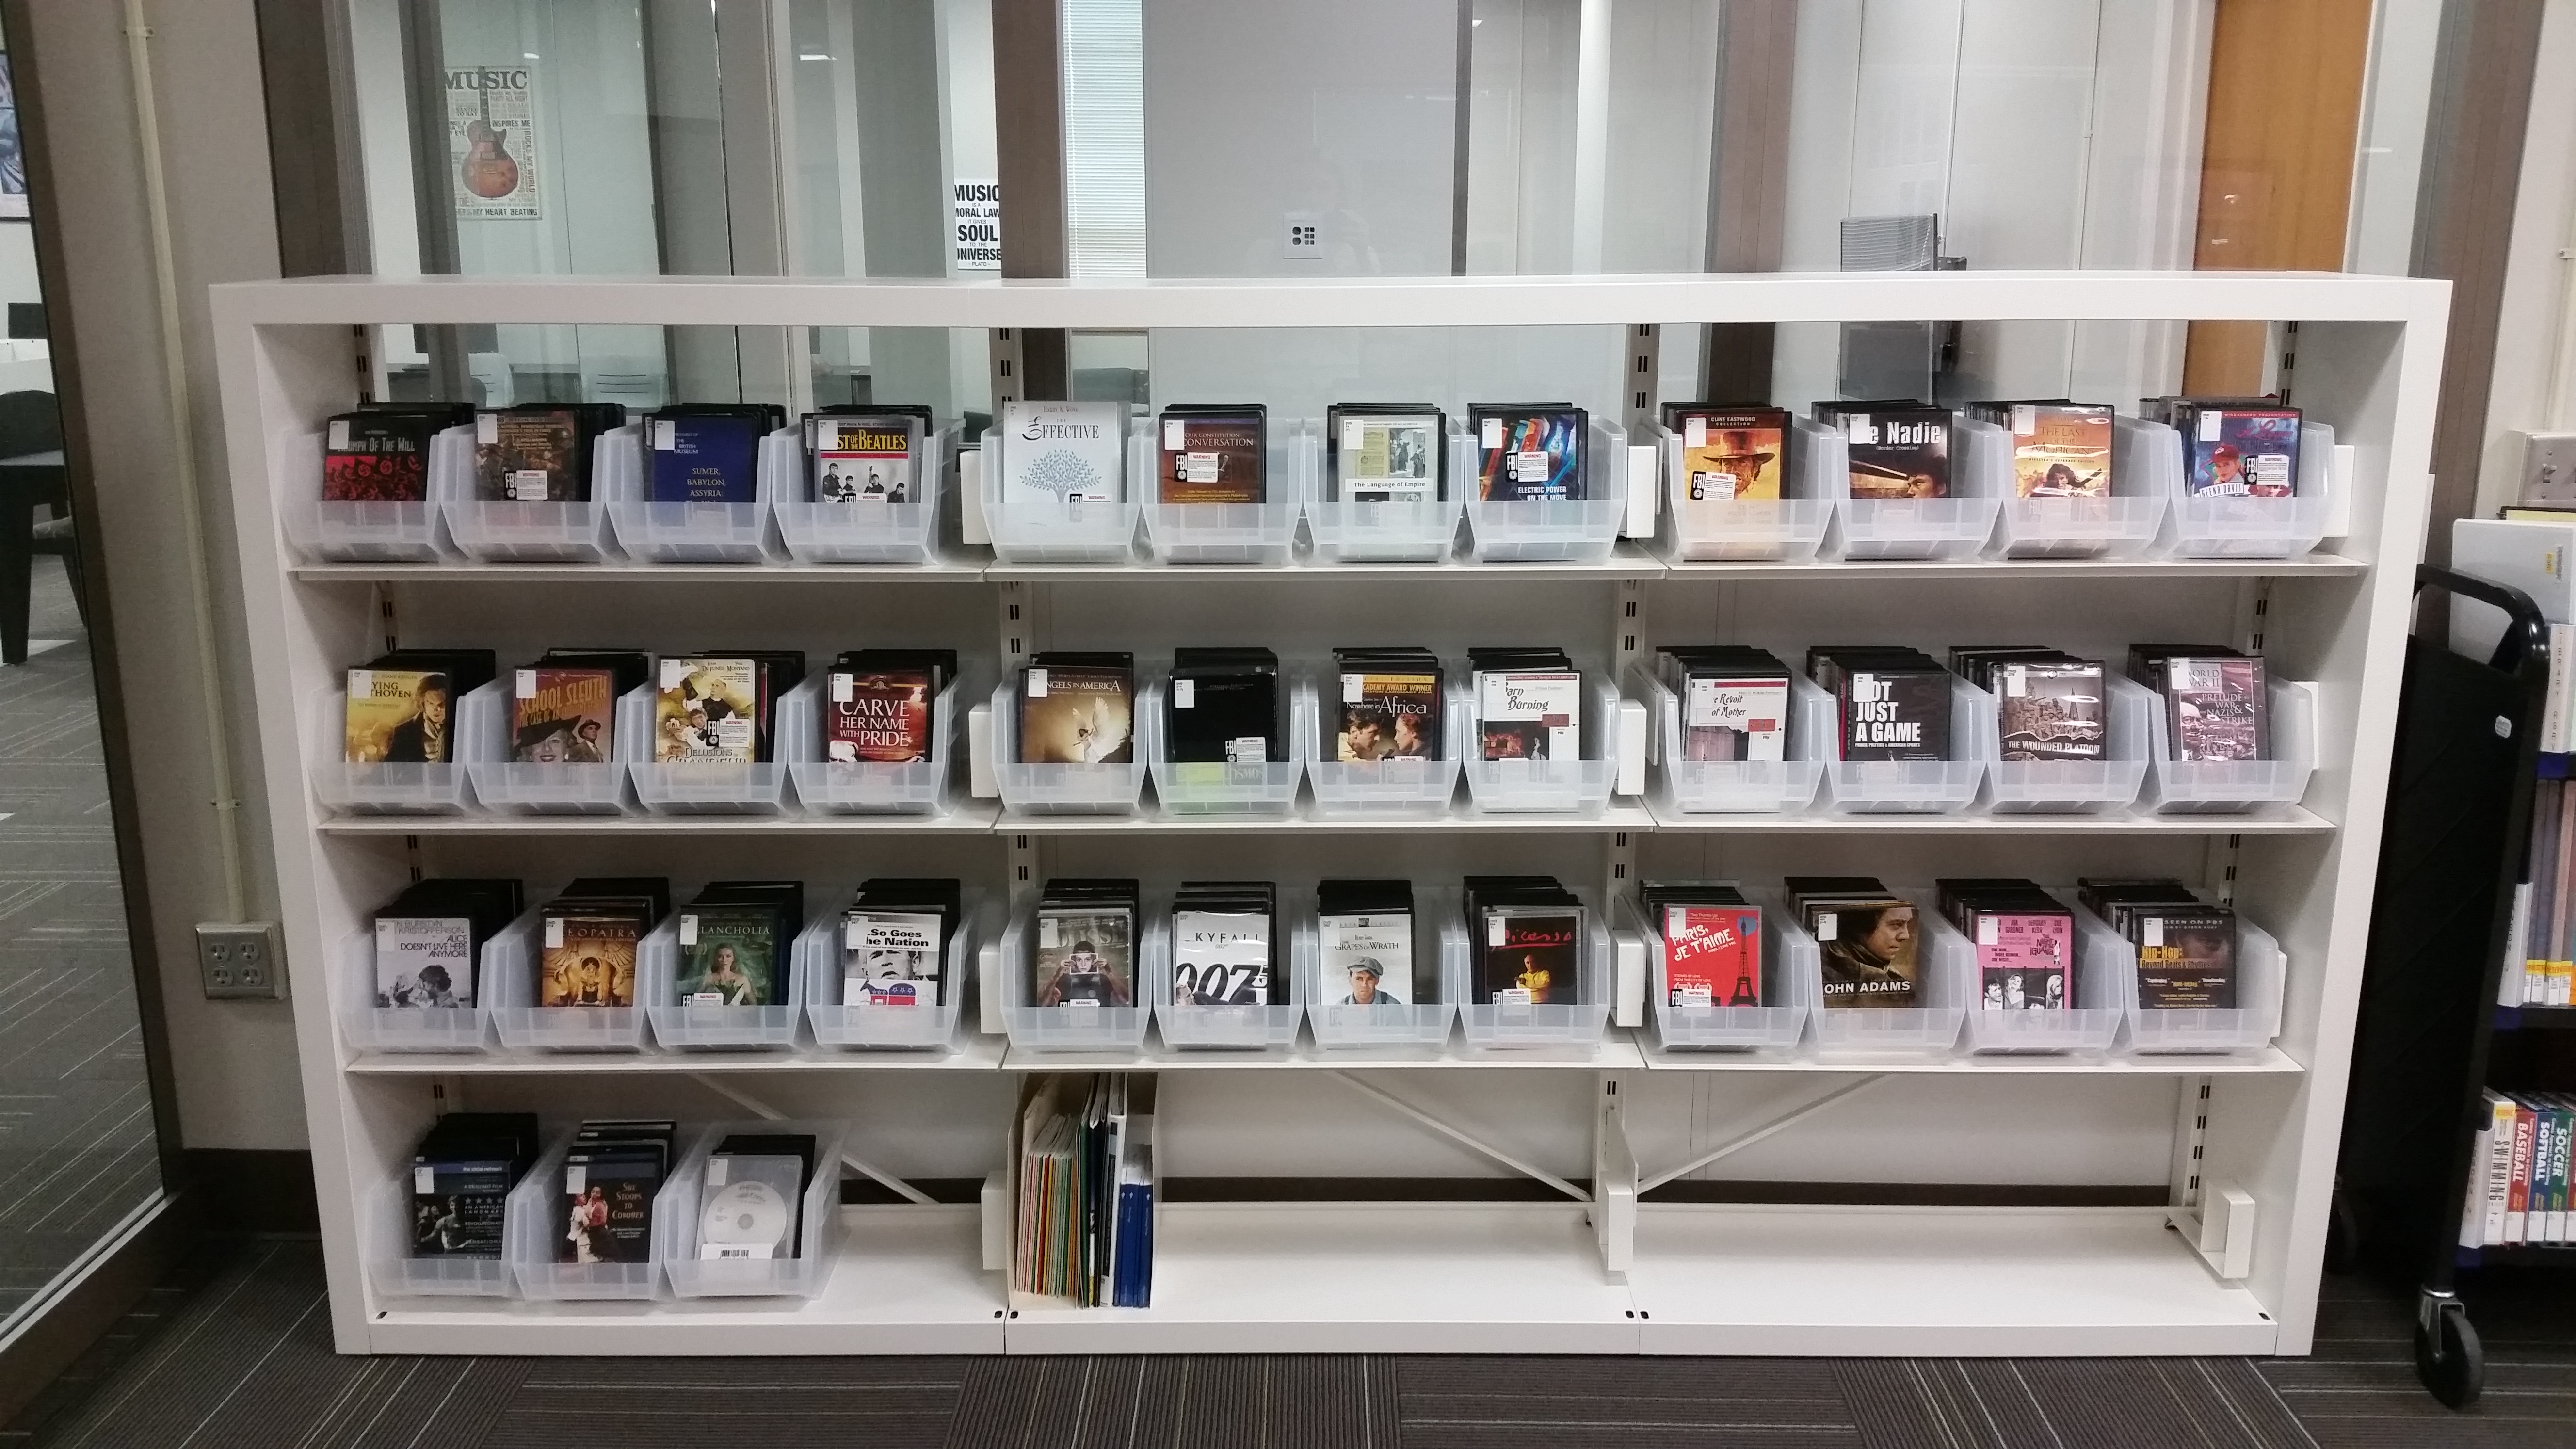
[1959,414,2167,561]
[1648,419,1832,563]
[283,423,474,564]
[1633,665,1820,815]
[775,421,958,564]
[804,895,983,1051]
[1622,891,1810,1052]
[1299,889,1458,1050]
[2127,674,2317,814]
[1461,671,1623,816]
[1442,892,1613,1051]
[508,1134,669,1300]
[786,676,963,816]
[982,408,1141,565]
[1794,674,1984,814]
[1789,891,1967,1058]
[1294,674,1465,819]
[1458,417,1631,564]
[1140,418,1301,566]
[338,918,511,1053]
[310,679,504,816]
[2080,905,2286,1055]
[1964,676,2147,815]
[1940,910,2122,1055]
[1809,413,2002,561]
[642,904,807,1051]
[1145,670,1301,815]
[988,678,1150,816]
[996,894,1153,1052]
[656,1119,847,1299]
[1148,895,1303,1050]
[2134,415,2336,559]
[1301,417,1464,564]
[603,424,781,564]
[630,677,814,815]
[488,913,666,1052]
[445,426,628,564]
[367,1169,516,1299]
[469,683,648,816]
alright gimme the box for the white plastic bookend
[1612,930,1646,1029]
[2176,1179,2256,1283]
[980,1168,1008,1272]
[1593,1086,1637,1278]
[977,936,1006,1037]
[1615,696,1648,797]
[960,446,988,546]
[967,701,998,799]
[1623,441,1658,539]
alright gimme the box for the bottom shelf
[1629,1204,2278,1356]
[365,1206,1003,1355]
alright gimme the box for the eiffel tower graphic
[1729,971,1759,1007]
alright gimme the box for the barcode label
[328,420,351,451]
[654,420,677,450]
[1684,417,1707,448]
[517,669,537,699]
[1174,678,1195,709]
[679,914,698,946]
[1482,418,1503,449]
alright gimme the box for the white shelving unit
[215,270,2444,1361]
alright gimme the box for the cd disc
[700,1180,790,1250]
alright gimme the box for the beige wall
[2474,0,2576,517]
[20,0,301,1148]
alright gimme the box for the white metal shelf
[1633,1043,2302,1074]
[998,1037,1648,1072]
[345,1034,1009,1075]
[291,560,989,584]
[989,802,1660,835]
[316,806,1002,836]
[1640,804,2334,834]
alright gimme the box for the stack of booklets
[539,878,670,1009]
[1815,400,1950,499]
[1317,879,1427,1010]
[1463,877,1585,1006]
[343,649,496,765]
[1017,653,1135,765]
[1470,404,1586,501]
[2464,1090,2576,1248]
[508,650,645,765]
[2143,395,2301,498]
[1032,879,1139,1009]
[560,1119,676,1266]
[653,652,805,765]
[1937,878,2077,1011]
[1333,647,1443,762]
[1661,403,1788,502]
[2130,644,2270,763]
[407,1111,538,1260]
[2077,878,2238,1009]
[1809,647,1951,761]
[825,649,956,765]
[371,878,522,1009]
[472,403,626,502]
[643,404,783,503]
[695,1131,816,1261]
[1169,881,1279,1009]
[1964,401,2113,498]
[321,402,471,502]
[841,878,963,1008]
[1787,877,1918,1008]
[1655,646,1790,763]
[1013,1074,1155,1307]
[1324,403,1445,502]
[804,406,933,504]
[675,882,801,1009]
[1951,647,2107,762]
[1471,647,1582,763]
[1638,882,1763,1008]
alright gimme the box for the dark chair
[0,388,81,664]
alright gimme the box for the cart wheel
[2322,1186,2362,1275]
[2415,1298,2484,1409]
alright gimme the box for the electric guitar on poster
[458,88,520,201]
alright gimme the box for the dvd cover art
[2166,657,2267,762]
[540,915,639,1007]
[842,910,944,1007]
[1002,401,1123,521]
[1159,413,1265,505]
[345,668,456,764]
[813,418,916,503]
[1032,908,1134,1006]
[2136,911,2237,1009]
[828,670,934,764]
[655,658,760,764]
[512,668,615,764]
[323,414,435,502]
[474,410,580,502]
[1171,909,1272,1006]
[1812,898,1918,1007]
[1995,662,2105,762]
[647,414,762,503]
[561,1155,658,1263]
[1339,415,1438,503]
[1479,671,1581,761]
[1482,909,1579,1006]
[678,909,777,1007]
[2008,405,2112,499]
[1840,410,1949,499]
[1683,675,1790,762]
[1320,911,1413,1010]
[374,915,474,1008]
[1976,911,2071,1010]
[1476,411,1583,502]
[1837,670,1949,761]
[1338,673,1441,761]
[1674,411,1785,502]
[1019,667,1133,764]
[1664,904,1762,1007]
[2190,410,2299,498]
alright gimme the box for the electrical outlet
[1281,210,1322,261]
[197,922,286,1000]
[2517,431,2576,504]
